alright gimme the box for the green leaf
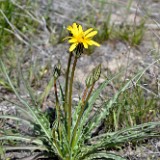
[0,59,60,153]
[82,60,160,140]
[0,115,34,126]
[20,67,38,107]
[73,74,120,149]
[92,64,101,82]
[82,122,160,158]
[0,79,12,91]
[2,145,47,151]
[0,135,43,146]
[0,143,5,159]
[83,152,126,160]
[72,101,81,129]
[82,74,120,126]
[76,59,160,158]
[1,98,33,119]
[84,76,134,137]
[38,76,55,105]
[85,73,94,88]
[0,59,51,135]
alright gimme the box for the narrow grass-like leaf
[0,115,34,126]
[3,146,47,151]
[83,59,160,139]
[0,60,62,154]
[84,75,137,137]
[0,79,12,91]
[19,65,38,107]
[83,152,126,160]
[72,74,120,149]
[0,135,43,146]
[90,122,160,145]
[74,60,160,159]
[0,98,33,120]
[80,122,160,158]
[72,101,81,128]
[0,59,51,137]
[39,76,54,105]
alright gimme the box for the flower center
[76,33,85,43]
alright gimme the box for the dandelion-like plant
[0,23,160,160]
[66,23,100,52]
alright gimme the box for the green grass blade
[72,74,120,149]
[83,74,119,121]
[0,98,34,120]
[72,101,81,129]
[83,152,126,160]
[0,59,51,137]
[5,105,34,121]
[0,135,43,146]
[82,59,160,138]
[82,122,160,158]
[38,76,54,105]
[0,115,34,126]
[2,145,47,151]
[0,79,12,91]
[0,59,63,156]
[19,66,38,107]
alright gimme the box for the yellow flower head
[66,23,100,52]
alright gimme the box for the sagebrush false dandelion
[65,23,100,52]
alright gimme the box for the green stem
[52,129,63,158]
[64,52,73,121]
[68,56,78,142]
[54,79,59,107]
[82,88,88,103]
[54,79,62,141]
[71,83,95,147]
[84,83,95,104]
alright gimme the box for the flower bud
[85,73,94,88]
[53,60,61,80]
[85,64,101,88]
[93,64,101,82]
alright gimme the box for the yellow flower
[66,23,100,52]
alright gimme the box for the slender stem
[68,56,78,142]
[54,79,62,141]
[71,83,95,147]
[85,83,95,104]
[54,79,59,106]
[82,88,88,103]
[64,52,73,120]
[52,129,63,158]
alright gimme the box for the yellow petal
[73,23,78,29]
[69,43,77,52]
[78,25,83,33]
[67,23,78,35]
[85,31,98,38]
[89,40,100,46]
[84,28,93,36]
[85,39,93,45]
[68,38,77,43]
[67,25,73,31]
[70,23,78,36]
[83,41,88,48]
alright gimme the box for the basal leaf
[83,152,126,160]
